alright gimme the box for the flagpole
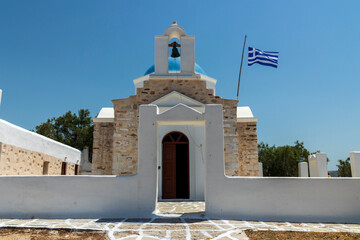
[236,35,247,101]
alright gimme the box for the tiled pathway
[0,202,359,240]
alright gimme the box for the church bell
[171,46,180,58]
[169,41,181,58]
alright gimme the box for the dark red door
[162,132,189,199]
[162,144,176,199]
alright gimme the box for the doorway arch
[162,131,189,199]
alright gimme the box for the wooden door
[162,143,176,199]
[162,131,189,199]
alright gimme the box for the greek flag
[248,47,279,68]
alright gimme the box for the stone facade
[92,79,259,176]
[0,142,77,175]
[237,122,259,176]
[92,122,114,175]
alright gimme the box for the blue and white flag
[248,47,279,68]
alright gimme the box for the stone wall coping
[146,73,217,84]
[93,118,114,123]
[237,117,258,123]
[133,74,150,85]
[149,73,202,80]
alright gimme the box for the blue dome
[144,57,207,76]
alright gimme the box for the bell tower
[154,21,195,75]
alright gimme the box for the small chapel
[92,21,259,200]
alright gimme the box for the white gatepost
[80,147,92,174]
[350,151,360,177]
[258,162,263,177]
[309,153,328,177]
[298,162,309,177]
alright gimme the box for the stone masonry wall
[65,162,76,175]
[0,142,76,175]
[237,122,259,176]
[92,122,114,175]
[111,97,138,175]
[110,79,243,176]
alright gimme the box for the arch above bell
[163,21,187,40]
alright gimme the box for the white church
[92,21,260,201]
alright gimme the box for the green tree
[337,158,352,177]
[35,109,93,161]
[259,141,312,177]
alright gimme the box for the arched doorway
[162,131,189,199]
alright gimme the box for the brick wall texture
[92,79,259,176]
[0,142,76,175]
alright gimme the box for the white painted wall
[206,176,360,223]
[2,104,360,222]
[0,175,155,218]
[205,124,360,223]
[0,108,159,218]
[350,151,360,177]
[0,119,81,164]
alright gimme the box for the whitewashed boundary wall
[206,175,360,223]
[0,119,80,164]
[0,175,155,218]
[350,152,360,177]
[0,106,158,218]
[205,126,360,223]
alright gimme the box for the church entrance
[162,131,189,199]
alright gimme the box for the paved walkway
[0,202,359,240]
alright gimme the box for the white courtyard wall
[205,135,360,223]
[0,175,155,218]
[0,119,81,164]
[0,109,158,218]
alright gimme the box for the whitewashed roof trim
[93,107,114,123]
[237,107,257,122]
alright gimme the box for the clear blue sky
[1,1,359,170]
